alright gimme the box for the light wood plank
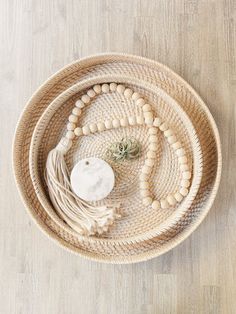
[0,0,235,313]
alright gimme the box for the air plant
[106,138,142,162]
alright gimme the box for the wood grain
[0,0,235,313]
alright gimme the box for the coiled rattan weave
[13,53,221,263]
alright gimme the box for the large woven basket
[13,53,222,263]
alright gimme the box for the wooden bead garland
[71,84,191,210]
[46,82,192,237]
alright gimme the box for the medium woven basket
[13,53,222,263]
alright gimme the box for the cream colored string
[45,137,120,236]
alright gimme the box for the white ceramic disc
[70,157,115,202]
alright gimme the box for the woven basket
[13,53,222,263]
[29,75,203,245]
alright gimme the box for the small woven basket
[13,53,221,263]
[29,75,203,246]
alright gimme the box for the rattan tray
[29,75,202,246]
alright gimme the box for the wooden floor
[0,0,235,313]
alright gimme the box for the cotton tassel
[45,137,120,236]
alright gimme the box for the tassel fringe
[45,137,120,236]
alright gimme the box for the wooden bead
[109,83,117,91]
[180,187,188,196]
[180,179,190,188]
[164,129,174,137]
[87,89,96,98]
[145,117,154,125]
[75,99,85,109]
[112,119,120,128]
[74,127,83,136]
[147,151,156,159]
[148,127,158,135]
[182,171,191,179]
[172,141,182,150]
[140,173,149,181]
[153,117,162,127]
[180,164,189,171]
[167,194,177,206]
[140,181,149,189]
[93,84,102,94]
[136,115,144,124]
[82,125,90,135]
[143,197,153,206]
[68,114,78,123]
[105,120,113,129]
[72,107,82,116]
[136,98,145,106]
[167,135,177,144]
[81,95,90,104]
[174,192,184,202]
[132,92,141,101]
[124,88,133,99]
[176,148,186,157]
[67,122,76,131]
[149,143,158,152]
[97,122,105,132]
[149,135,158,143]
[179,156,188,164]
[120,117,129,127]
[89,123,98,133]
[142,165,152,175]
[101,83,110,93]
[142,104,152,112]
[66,131,75,139]
[141,189,151,197]
[145,159,155,167]
[160,199,169,209]
[144,111,153,119]
[159,122,169,131]
[128,116,136,126]
[117,84,125,94]
[152,200,160,210]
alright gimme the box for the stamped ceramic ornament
[70,157,115,202]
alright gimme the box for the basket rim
[29,74,203,245]
[12,53,222,263]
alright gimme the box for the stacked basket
[13,53,222,263]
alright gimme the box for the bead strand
[74,115,145,137]
[66,83,107,139]
[140,97,156,206]
[139,125,159,206]
[152,117,191,208]
[64,83,192,211]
